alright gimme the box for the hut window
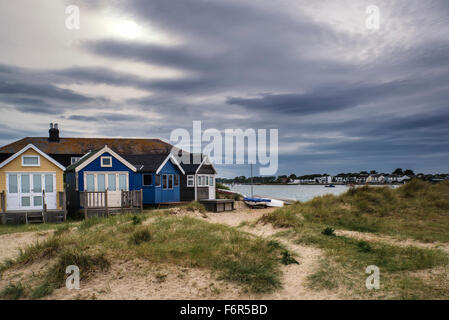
[155,175,161,187]
[143,174,153,186]
[168,175,173,189]
[8,174,18,193]
[209,175,214,187]
[187,175,194,187]
[174,175,179,187]
[21,174,30,193]
[45,174,54,193]
[97,174,106,192]
[22,155,40,166]
[108,174,116,191]
[86,174,95,192]
[119,174,127,191]
[101,156,112,167]
[33,174,42,193]
[162,174,168,189]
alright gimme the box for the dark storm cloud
[0,64,109,114]
[67,113,143,122]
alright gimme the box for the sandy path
[196,204,344,299]
[0,231,52,263]
[335,230,449,253]
[49,260,246,300]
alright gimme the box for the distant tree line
[217,168,449,184]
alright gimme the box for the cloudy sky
[1,0,449,177]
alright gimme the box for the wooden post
[62,191,67,222]
[120,190,124,215]
[1,191,5,225]
[105,189,109,218]
[140,189,143,214]
[84,191,88,220]
[42,190,47,223]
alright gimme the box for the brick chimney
[48,123,60,142]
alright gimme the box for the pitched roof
[0,137,172,155]
[0,144,66,171]
[122,153,170,172]
[180,153,205,174]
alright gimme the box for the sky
[0,0,449,178]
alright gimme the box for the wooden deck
[80,190,143,219]
[1,191,67,225]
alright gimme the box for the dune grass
[259,180,449,299]
[0,212,283,299]
[261,180,449,242]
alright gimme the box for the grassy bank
[0,211,283,299]
[259,180,449,299]
[267,180,449,242]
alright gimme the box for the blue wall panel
[75,152,181,204]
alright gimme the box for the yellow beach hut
[0,144,66,224]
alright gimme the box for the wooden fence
[81,189,143,219]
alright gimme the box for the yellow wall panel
[0,149,64,209]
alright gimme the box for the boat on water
[325,184,336,188]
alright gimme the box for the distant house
[66,146,185,209]
[366,174,385,184]
[180,154,217,201]
[0,144,66,223]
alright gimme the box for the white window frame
[100,156,113,168]
[71,157,81,165]
[22,155,40,167]
[187,175,194,187]
[84,171,128,191]
[142,174,153,187]
[197,175,212,187]
[209,175,214,187]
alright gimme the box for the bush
[0,283,24,300]
[281,250,299,265]
[400,179,429,197]
[131,215,142,225]
[357,240,373,253]
[259,207,303,228]
[182,201,206,213]
[321,227,336,236]
[130,228,152,245]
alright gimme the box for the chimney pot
[49,122,60,142]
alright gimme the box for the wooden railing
[81,190,143,219]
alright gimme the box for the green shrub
[54,225,70,236]
[131,215,142,225]
[130,228,152,245]
[321,227,335,236]
[79,217,104,231]
[182,201,206,213]
[259,208,303,228]
[357,240,373,253]
[281,250,299,265]
[0,283,24,300]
